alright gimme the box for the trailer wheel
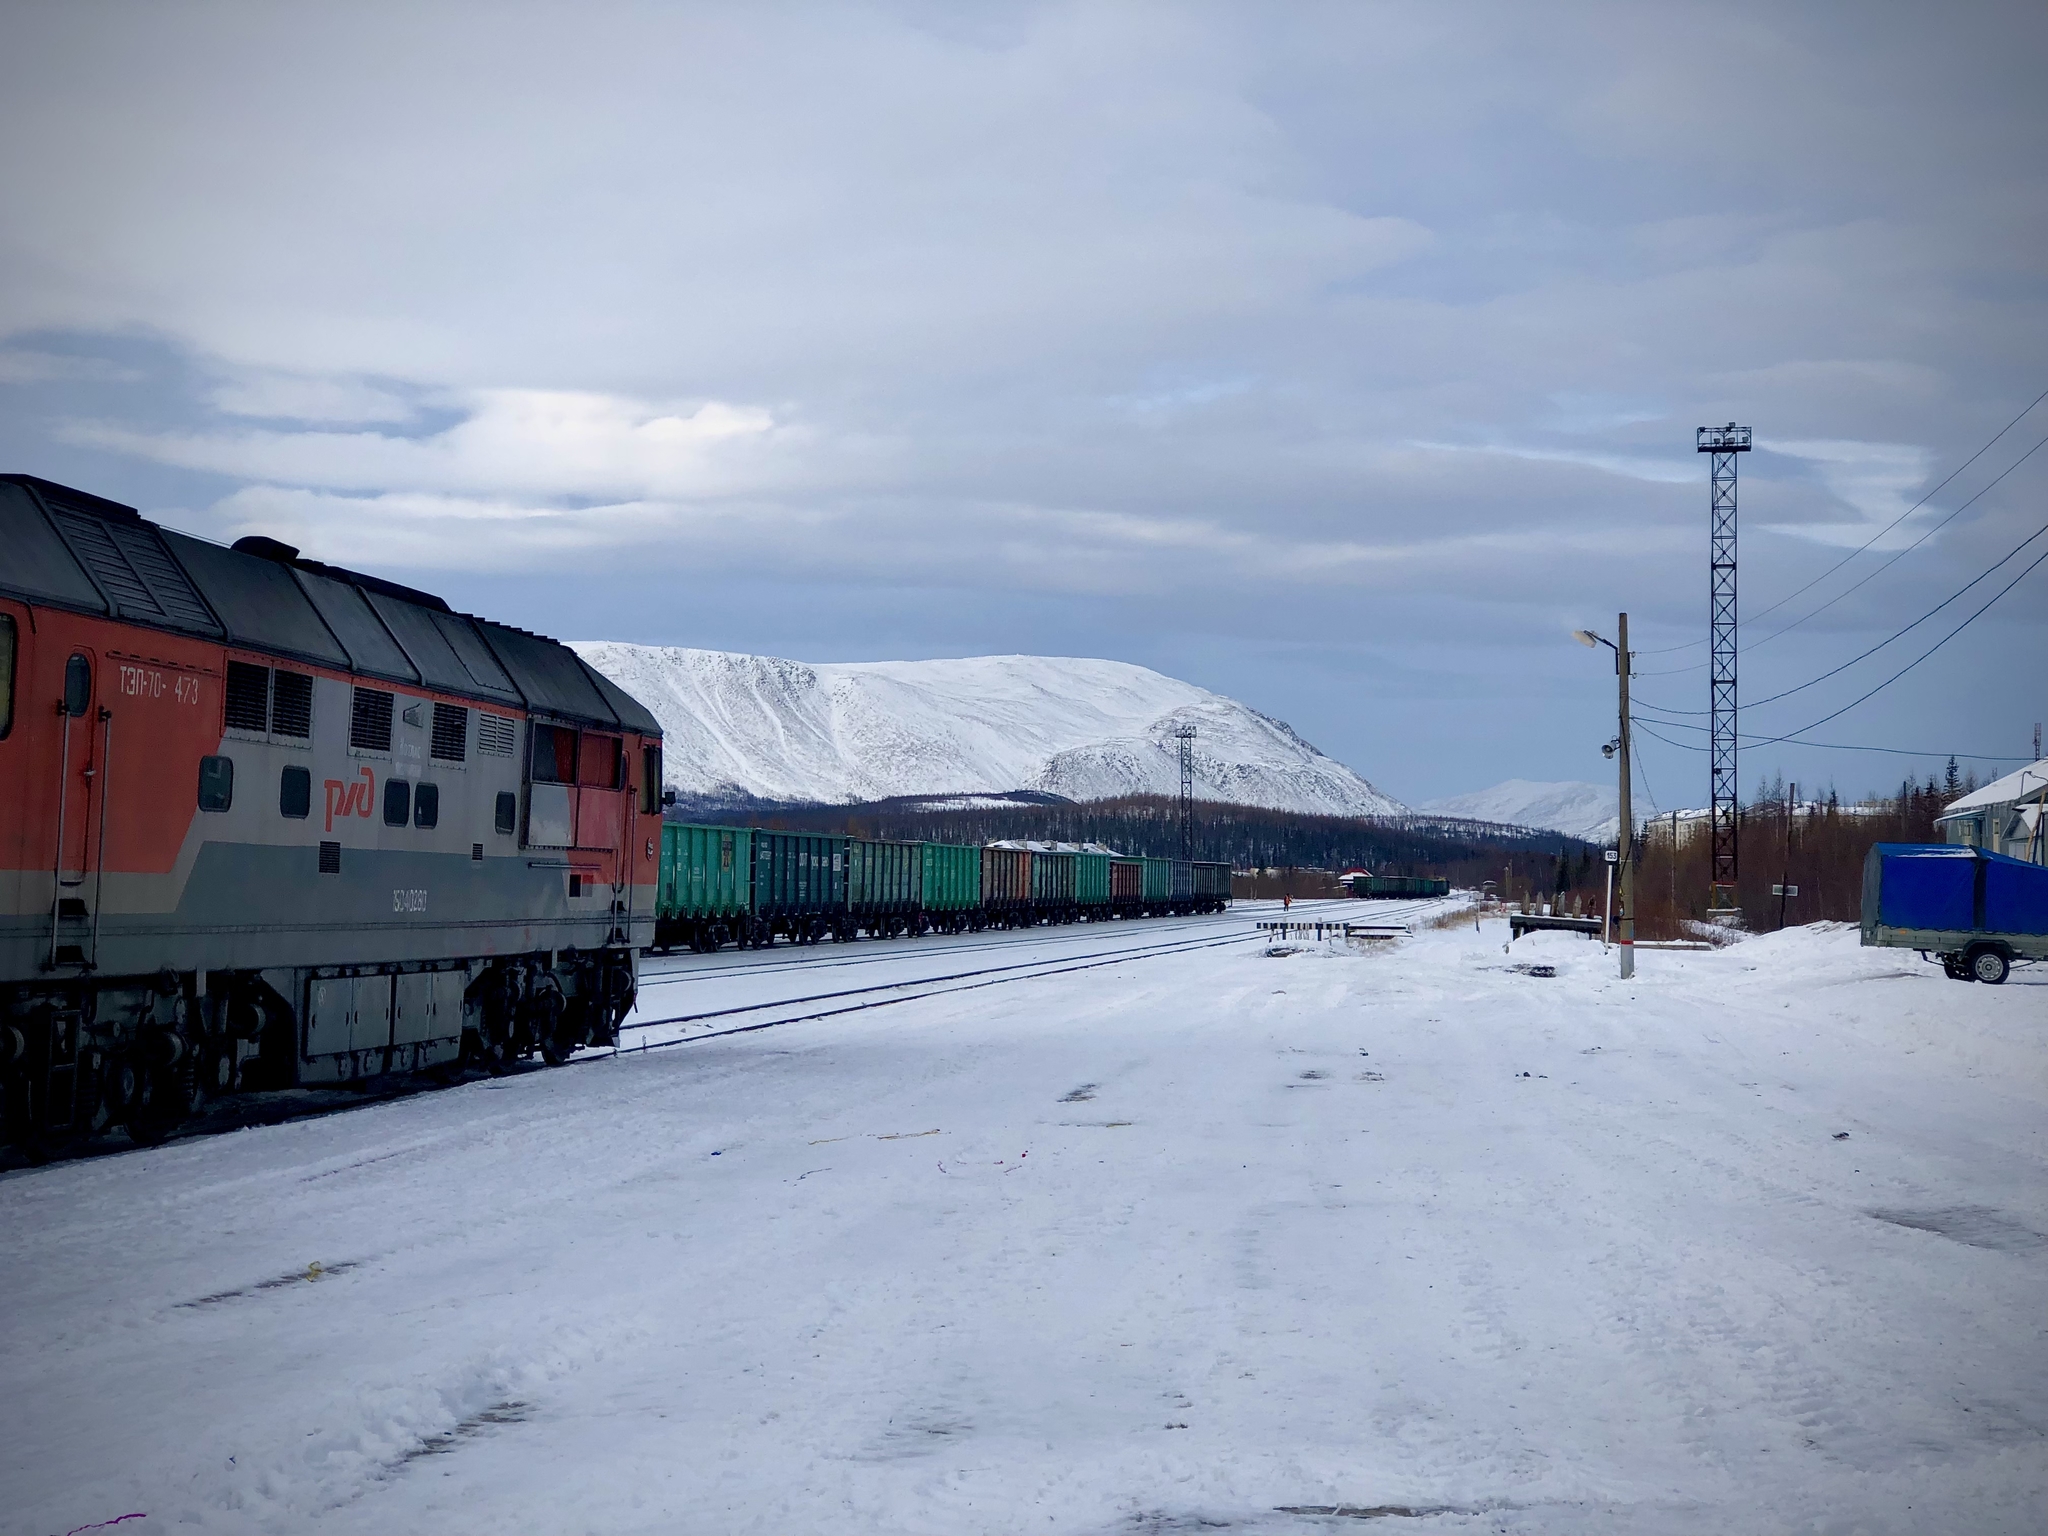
[1967,946,2010,985]
[1942,954,1970,980]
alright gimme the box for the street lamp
[1572,618,1635,980]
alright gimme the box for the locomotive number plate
[392,888,428,913]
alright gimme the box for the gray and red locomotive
[0,474,665,1157]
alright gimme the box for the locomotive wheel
[535,993,571,1066]
[124,1060,192,1149]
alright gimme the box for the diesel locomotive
[0,475,665,1158]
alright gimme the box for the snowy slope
[1419,778,1620,841]
[571,644,1404,815]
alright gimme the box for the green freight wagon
[846,838,922,938]
[1140,856,1173,911]
[919,842,982,932]
[1075,851,1111,915]
[1030,849,1078,919]
[1191,860,1231,913]
[1110,857,1143,912]
[983,846,1032,926]
[753,831,848,944]
[654,823,754,951]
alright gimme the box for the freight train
[0,474,1236,1159]
[1,475,665,1158]
[652,828,1231,951]
[1340,872,1450,899]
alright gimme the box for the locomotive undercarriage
[0,948,637,1162]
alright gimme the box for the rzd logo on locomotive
[323,765,375,831]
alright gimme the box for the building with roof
[1936,759,2048,864]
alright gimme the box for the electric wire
[1628,544,2048,755]
[1631,517,2048,717]
[1628,385,2048,658]
[1744,541,2048,750]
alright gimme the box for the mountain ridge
[570,643,1405,817]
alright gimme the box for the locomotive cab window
[0,614,15,738]
[383,777,411,827]
[414,782,439,829]
[64,653,91,717]
[197,754,234,811]
[494,791,517,835]
[640,744,662,814]
[529,723,576,783]
[279,765,311,819]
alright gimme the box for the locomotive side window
[279,765,312,819]
[495,791,517,835]
[383,777,411,826]
[414,782,440,828]
[0,615,14,738]
[580,733,621,789]
[529,723,576,783]
[224,661,269,732]
[430,702,468,763]
[640,745,663,814]
[197,754,234,811]
[270,670,313,739]
[64,653,91,717]
[350,686,395,753]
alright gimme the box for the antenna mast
[1697,422,1750,919]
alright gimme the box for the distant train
[1340,872,1450,899]
[653,826,1232,951]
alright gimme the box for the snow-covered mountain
[570,644,1405,816]
[1418,779,1619,842]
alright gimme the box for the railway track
[610,927,1271,1055]
[609,895,1461,1056]
[635,911,1260,988]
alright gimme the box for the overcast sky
[3,1,2044,807]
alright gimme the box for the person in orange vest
[1282,893,1292,910]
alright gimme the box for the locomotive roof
[0,473,660,738]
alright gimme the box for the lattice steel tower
[1174,724,1197,860]
[1697,423,1750,915]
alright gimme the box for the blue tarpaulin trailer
[1861,842,2048,984]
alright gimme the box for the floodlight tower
[1174,724,1197,860]
[1697,422,1750,918]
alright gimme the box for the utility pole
[1778,781,1797,930]
[1616,612,1635,980]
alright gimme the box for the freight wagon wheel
[1968,947,2010,985]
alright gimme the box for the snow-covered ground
[1418,780,1620,843]
[569,644,1404,815]
[5,914,2044,1535]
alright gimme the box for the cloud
[0,0,2042,796]
[1763,438,1939,546]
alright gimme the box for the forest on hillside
[672,792,1590,893]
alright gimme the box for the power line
[1746,540,2048,749]
[1742,431,2048,653]
[1629,716,2029,762]
[1632,517,2048,716]
[1744,388,2048,627]
[1629,384,2048,657]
